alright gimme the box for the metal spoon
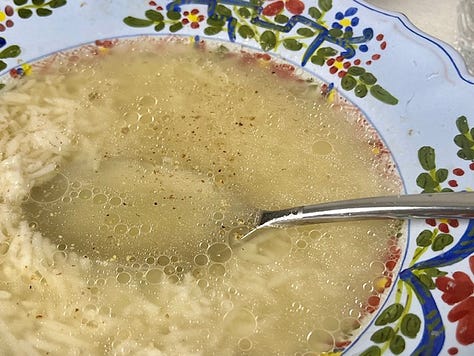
[238,192,474,242]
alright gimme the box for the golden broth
[0,39,402,355]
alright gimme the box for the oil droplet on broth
[16,40,403,354]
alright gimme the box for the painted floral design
[14,0,67,18]
[9,62,31,78]
[0,0,68,88]
[425,218,460,234]
[123,0,399,105]
[0,36,21,77]
[0,5,15,31]
[311,32,386,94]
[182,8,205,29]
[448,166,474,188]
[327,55,351,77]
[361,116,474,355]
[331,7,359,34]
[148,0,164,10]
[436,256,474,347]
[262,0,305,16]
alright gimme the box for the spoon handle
[259,192,474,226]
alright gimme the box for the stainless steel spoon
[239,192,474,242]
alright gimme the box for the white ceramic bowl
[1,0,474,354]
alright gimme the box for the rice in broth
[0,39,402,355]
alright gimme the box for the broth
[0,39,402,355]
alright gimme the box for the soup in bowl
[0,1,473,355]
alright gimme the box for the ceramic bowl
[1,0,473,354]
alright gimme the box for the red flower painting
[436,256,474,346]
[262,0,305,17]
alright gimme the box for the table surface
[365,0,474,74]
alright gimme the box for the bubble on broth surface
[99,305,112,317]
[197,279,209,289]
[207,243,232,263]
[306,329,335,353]
[71,181,81,189]
[238,337,253,351]
[194,254,209,266]
[163,265,175,275]
[93,193,108,205]
[223,308,257,337]
[156,255,170,266]
[128,227,140,237]
[168,275,180,284]
[145,268,164,284]
[139,113,155,124]
[192,267,205,279]
[312,140,333,155]
[0,242,10,256]
[340,317,361,335]
[109,196,122,206]
[95,279,105,288]
[52,251,67,264]
[138,95,157,107]
[30,172,69,203]
[369,260,386,274]
[117,272,132,284]
[208,263,226,277]
[296,239,308,249]
[78,189,92,200]
[114,224,128,234]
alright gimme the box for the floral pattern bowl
[1,0,474,355]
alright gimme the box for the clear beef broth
[4,40,402,354]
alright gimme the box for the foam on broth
[0,39,403,355]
